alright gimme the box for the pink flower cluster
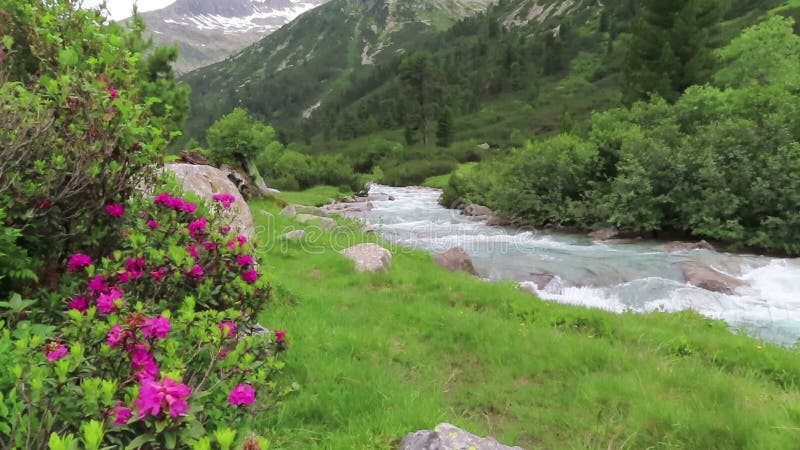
[134,376,191,418]
[67,253,92,272]
[44,341,68,361]
[228,384,255,406]
[212,193,236,209]
[105,203,125,217]
[188,217,207,239]
[218,321,236,337]
[154,193,197,214]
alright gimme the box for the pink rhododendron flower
[150,268,166,281]
[202,241,219,251]
[111,402,132,425]
[179,202,197,214]
[68,296,89,313]
[154,192,172,206]
[105,203,125,217]
[241,269,258,284]
[45,342,68,362]
[97,287,124,314]
[134,377,191,418]
[106,324,131,348]
[142,316,171,339]
[125,257,146,279]
[87,275,108,293]
[218,321,236,337]
[218,348,229,359]
[37,199,53,209]
[212,193,236,209]
[117,271,130,284]
[106,85,119,99]
[236,255,254,266]
[228,384,255,406]
[186,244,200,260]
[220,225,231,233]
[275,330,286,344]
[188,217,208,239]
[67,253,92,272]
[227,235,248,250]
[131,343,159,381]
[187,265,204,280]
[146,219,160,229]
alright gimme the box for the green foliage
[0,188,290,449]
[624,0,729,102]
[448,16,800,254]
[207,108,282,164]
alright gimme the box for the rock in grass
[281,230,306,240]
[295,214,337,231]
[588,227,619,241]
[433,247,477,276]
[164,163,254,239]
[340,243,392,272]
[399,423,525,450]
[281,204,328,218]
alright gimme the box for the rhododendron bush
[0,188,292,448]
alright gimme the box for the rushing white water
[347,184,800,345]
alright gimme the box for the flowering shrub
[0,188,293,449]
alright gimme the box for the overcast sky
[82,0,177,21]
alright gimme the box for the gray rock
[340,243,392,272]
[164,164,254,240]
[322,201,374,214]
[432,247,477,276]
[282,230,306,240]
[295,214,337,231]
[517,274,557,290]
[281,204,329,218]
[485,216,509,227]
[588,227,619,241]
[680,262,746,295]
[368,193,392,201]
[463,204,492,217]
[662,240,715,253]
[477,142,491,150]
[399,423,524,450]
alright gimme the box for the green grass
[422,162,478,189]
[251,199,800,449]
[277,186,353,206]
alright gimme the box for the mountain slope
[138,0,329,73]
[180,0,496,140]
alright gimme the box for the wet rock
[399,423,525,450]
[662,240,716,253]
[588,227,619,241]
[164,164,254,239]
[680,262,746,295]
[281,204,328,218]
[322,201,373,214]
[340,243,392,272]
[517,274,557,290]
[432,247,477,276]
[295,214,337,231]
[368,192,392,201]
[463,204,492,217]
[282,230,306,240]
[601,238,642,245]
[178,150,209,165]
[485,216,510,227]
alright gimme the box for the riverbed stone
[680,262,746,294]
[399,423,525,450]
[340,243,392,272]
[588,227,619,241]
[281,204,328,218]
[432,247,477,275]
[295,214,337,231]
[164,163,254,240]
[463,204,493,217]
[662,240,716,253]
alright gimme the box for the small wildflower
[187,265,204,280]
[275,330,286,344]
[212,193,236,209]
[45,342,68,362]
[146,219,160,229]
[37,199,53,209]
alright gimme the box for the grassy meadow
[251,196,800,449]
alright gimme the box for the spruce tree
[436,108,453,148]
[624,0,728,103]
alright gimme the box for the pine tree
[624,0,728,103]
[436,108,452,148]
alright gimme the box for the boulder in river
[164,163,254,240]
[340,243,392,272]
[463,204,493,217]
[281,204,329,218]
[662,240,716,253]
[588,227,619,241]
[433,247,477,275]
[399,423,525,450]
[680,262,745,295]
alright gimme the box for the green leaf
[125,434,156,450]
[58,47,79,66]
[2,35,13,50]
[165,431,177,449]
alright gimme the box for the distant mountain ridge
[137,0,329,72]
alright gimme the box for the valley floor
[251,197,800,449]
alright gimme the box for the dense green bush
[0,188,290,449]
[447,16,800,254]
